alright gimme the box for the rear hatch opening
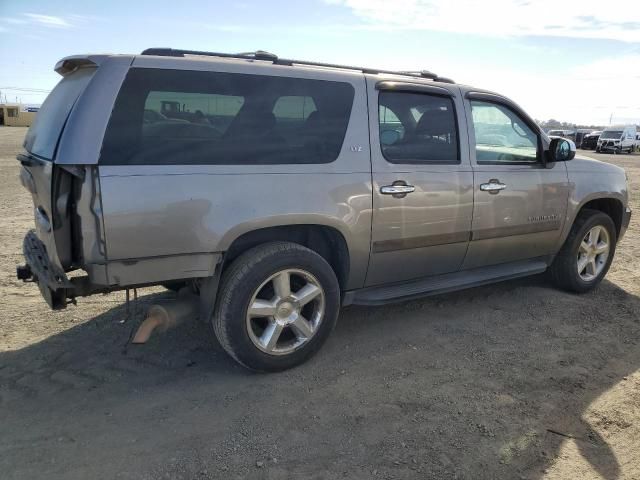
[17,60,98,307]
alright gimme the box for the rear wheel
[550,209,616,293]
[213,242,340,371]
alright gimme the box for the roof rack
[140,48,455,84]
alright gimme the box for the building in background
[0,103,39,127]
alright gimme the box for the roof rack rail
[140,48,455,84]
[398,70,438,80]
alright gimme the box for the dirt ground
[1,125,639,480]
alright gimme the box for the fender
[557,156,628,249]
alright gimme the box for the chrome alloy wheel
[245,269,325,355]
[577,225,610,282]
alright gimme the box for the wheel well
[223,225,350,289]
[580,198,624,237]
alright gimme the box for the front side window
[379,105,405,142]
[471,101,538,163]
[378,91,459,164]
[101,69,355,165]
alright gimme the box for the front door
[366,79,473,286]
[462,94,570,269]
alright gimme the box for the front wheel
[212,242,340,371]
[550,209,616,293]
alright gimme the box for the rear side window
[144,92,244,134]
[379,105,405,141]
[100,69,355,165]
[378,91,459,164]
[23,67,95,160]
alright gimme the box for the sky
[1,0,639,126]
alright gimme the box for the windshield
[547,130,563,136]
[23,67,95,160]
[600,130,623,139]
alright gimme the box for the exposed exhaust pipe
[131,289,198,344]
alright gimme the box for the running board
[344,258,549,306]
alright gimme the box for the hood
[566,155,626,176]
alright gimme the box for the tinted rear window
[100,68,355,165]
[23,67,95,160]
[378,91,459,164]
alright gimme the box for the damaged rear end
[16,54,132,309]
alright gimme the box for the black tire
[550,209,616,293]
[213,241,340,372]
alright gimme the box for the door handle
[380,184,415,195]
[480,180,506,194]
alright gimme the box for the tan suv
[17,48,631,371]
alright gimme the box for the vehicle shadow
[1,275,639,479]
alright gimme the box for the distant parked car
[575,129,595,148]
[581,131,601,150]
[547,129,576,141]
[597,125,637,154]
[547,129,565,138]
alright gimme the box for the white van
[597,125,637,153]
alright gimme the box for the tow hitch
[16,264,33,281]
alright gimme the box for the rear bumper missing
[17,230,72,309]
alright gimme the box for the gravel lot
[1,126,639,479]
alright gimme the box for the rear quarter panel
[99,166,373,288]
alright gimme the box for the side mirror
[548,137,576,162]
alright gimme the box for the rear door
[462,92,569,269]
[19,67,96,270]
[366,79,473,286]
